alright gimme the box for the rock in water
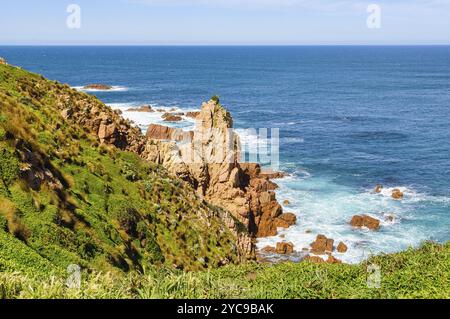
[127,105,154,112]
[337,242,348,253]
[391,188,404,200]
[83,84,113,90]
[283,199,290,205]
[350,215,380,230]
[162,113,183,122]
[310,234,334,254]
[375,184,383,193]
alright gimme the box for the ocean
[1,45,449,263]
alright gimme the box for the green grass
[0,242,448,299]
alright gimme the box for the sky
[1,0,449,45]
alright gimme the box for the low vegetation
[0,242,448,299]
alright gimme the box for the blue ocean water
[1,46,449,262]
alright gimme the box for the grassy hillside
[1,242,448,299]
[0,63,240,275]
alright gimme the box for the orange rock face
[146,124,193,142]
[276,242,294,254]
[310,234,334,255]
[275,213,297,229]
[337,241,348,253]
[350,215,380,230]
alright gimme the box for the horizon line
[1,43,450,47]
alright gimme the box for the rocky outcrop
[55,93,290,261]
[0,57,7,65]
[310,234,334,255]
[350,215,380,230]
[146,124,193,142]
[142,99,291,245]
[83,84,112,90]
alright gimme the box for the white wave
[73,85,129,92]
[258,175,449,264]
[107,103,198,133]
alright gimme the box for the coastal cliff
[55,81,294,259]
[0,63,247,272]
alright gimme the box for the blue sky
[1,0,449,45]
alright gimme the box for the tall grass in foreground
[1,242,448,299]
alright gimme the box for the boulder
[337,242,348,253]
[310,234,334,255]
[350,215,380,230]
[375,184,383,193]
[83,84,112,90]
[283,199,291,206]
[391,189,404,200]
[275,242,294,254]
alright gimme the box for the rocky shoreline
[57,89,409,264]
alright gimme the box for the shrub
[0,149,19,187]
